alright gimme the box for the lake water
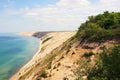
[0,33,39,80]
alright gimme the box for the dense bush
[75,46,120,80]
[83,52,94,58]
[88,46,120,80]
[40,70,47,78]
[76,11,120,41]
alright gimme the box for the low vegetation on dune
[75,46,120,80]
[88,46,120,80]
[75,11,120,80]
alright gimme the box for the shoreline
[10,32,42,80]
[10,31,76,80]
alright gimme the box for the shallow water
[0,33,39,80]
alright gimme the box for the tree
[76,11,120,41]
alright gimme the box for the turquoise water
[0,33,39,80]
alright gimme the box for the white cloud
[3,0,119,31]
[56,0,90,7]
[96,0,119,12]
[23,0,94,30]
[100,0,118,3]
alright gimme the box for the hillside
[11,11,120,80]
[37,36,119,80]
[10,31,76,80]
[34,11,120,80]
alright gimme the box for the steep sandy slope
[10,31,76,80]
[40,38,119,80]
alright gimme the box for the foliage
[76,11,120,41]
[63,77,69,80]
[88,46,120,80]
[83,52,94,58]
[40,70,47,78]
[42,37,52,43]
[76,77,84,80]
[74,58,92,79]
[47,61,52,69]
[75,46,120,80]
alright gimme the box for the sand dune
[10,31,76,80]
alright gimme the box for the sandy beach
[19,32,36,36]
[10,31,76,80]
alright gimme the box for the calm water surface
[0,33,39,80]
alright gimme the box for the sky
[0,0,119,32]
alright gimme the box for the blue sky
[0,0,119,32]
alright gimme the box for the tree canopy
[76,11,120,42]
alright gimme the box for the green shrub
[47,61,52,69]
[40,70,47,78]
[63,77,69,80]
[75,46,120,80]
[88,46,120,80]
[83,52,94,58]
[42,37,52,43]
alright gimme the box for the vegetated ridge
[35,11,120,80]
